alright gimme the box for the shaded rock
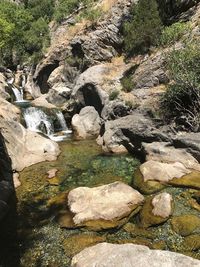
[72,106,101,139]
[140,160,191,183]
[171,215,200,237]
[140,193,172,228]
[143,142,200,171]
[101,100,131,121]
[63,233,106,257]
[169,171,200,189]
[68,181,144,230]
[71,243,200,267]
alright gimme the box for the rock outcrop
[71,243,200,267]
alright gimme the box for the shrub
[121,76,134,93]
[123,0,162,56]
[81,7,102,24]
[160,22,191,46]
[162,41,200,131]
[109,90,120,101]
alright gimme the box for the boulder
[101,100,131,120]
[143,142,200,171]
[140,160,191,183]
[171,215,200,237]
[72,106,101,139]
[68,181,144,230]
[173,132,200,162]
[140,193,172,228]
[71,243,200,267]
[97,112,172,153]
[0,119,60,171]
[0,73,10,99]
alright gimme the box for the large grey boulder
[97,112,172,153]
[71,243,200,267]
[72,106,101,139]
[68,182,144,229]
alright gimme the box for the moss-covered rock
[63,233,106,257]
[169,171,200,189]
[132,169,165,195]
[181,234,200,251]
[171,215,200,237]
[123,223,155,239]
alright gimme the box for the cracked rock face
[71,243,200,267]
[68,181,144,225]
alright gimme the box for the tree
[123,0,162,55]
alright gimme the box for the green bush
[160,22,191,46]
[162,41,200,131]
[81,7,102,24]
[123,0,162,56]
[121,76,134,93]
[109,90,120,101]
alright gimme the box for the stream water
[0,139,200,267]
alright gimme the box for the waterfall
[56,111,72,133]
[12,86,24,101]
[23,107,54,136]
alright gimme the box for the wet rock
[132,168,165,195]
[140,193,172,228]
[71,243,200,267]
[68,181,144,230]
[123,223,155,239]
[182,234,200,252]
[140,160,191,183]
[171,215,200,237]
[169,171,200,189]
[72,106,101,139]
[143,142,200,171]
[63,233,106,257]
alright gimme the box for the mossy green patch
[171,215,200,237]
[169,171,200,190]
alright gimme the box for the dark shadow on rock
[0,132,20,267]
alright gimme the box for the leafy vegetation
[162,41,200,131]
[121,76,134,93]
[123,0,163,56]
[160,22,191,46]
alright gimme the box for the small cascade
[23,107,54,136]
[23,107,72,142]
[56,111,72,133]
[12,86,24,101]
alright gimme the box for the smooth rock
[152,192,173,218]
[72,106,101,139]
[140,160,191,183]
[71,243,200,267]
[68,181,144,229]
[47,168,58,179]
[143,142,200,171]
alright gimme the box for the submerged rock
[181,234,200,252]
[71,243,200,267]
[72,106,101,139]
[169,171,200,189]
[68,181,144,230]
[171,215,200,237]
[140,193,172,228]
[63,233,106,257]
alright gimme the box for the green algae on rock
[169,171,200,189]
[140,193,173,228]
[63,233,106,257]
[181,234,200,252]
[171,215,200,236]
[132,168,165,195]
